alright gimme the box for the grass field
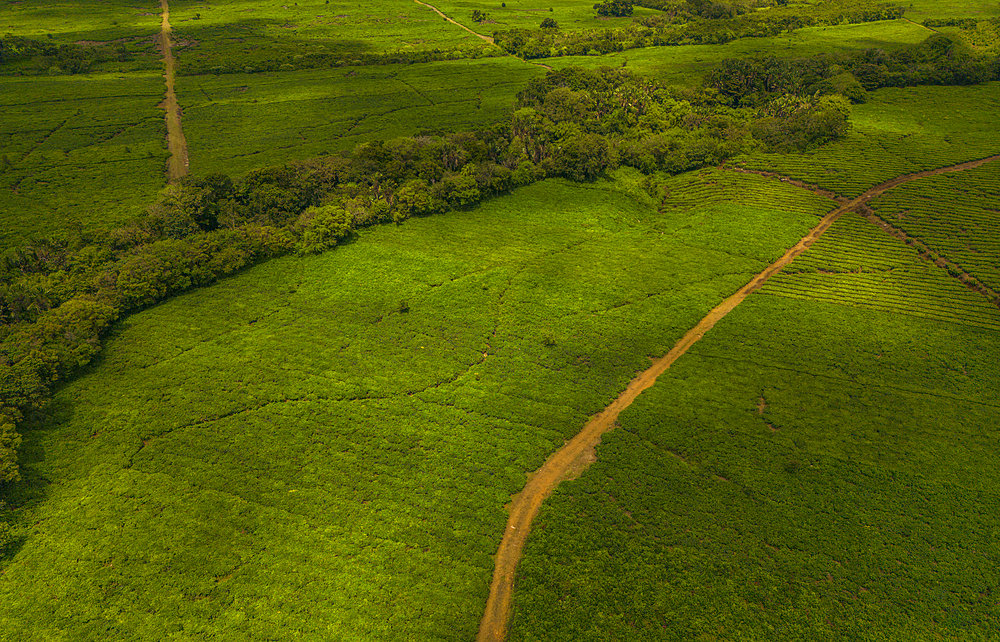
[510,263,1000,641]
[0,0,161,42]
[866,162,1000,294]
[736,82,1000,198]
[0,72,169,250]
[176,57,546,177]
[544,19,933,85]
[903,0,1000,21]
[166,0,497,75]
[0,171,835,640]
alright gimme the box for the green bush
[295,205,353,254]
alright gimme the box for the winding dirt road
[158,0,189,183]
[475,153,1000,642]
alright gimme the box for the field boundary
[475,153,1000,642]
[158,0,189,183]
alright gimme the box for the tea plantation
[0,173,831,639]
[2,0,1000,639]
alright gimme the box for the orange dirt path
[475,153,1000,642]
[158,0,189,183]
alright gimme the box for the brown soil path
[475,152,1000,642]
[413,0,495,44]
[158,0,189,183]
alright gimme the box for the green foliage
[751,94,852,152]
[0,174,829,639]
[594,0,634,18]
[510,290,1000,641]
[707,35,1000,109]
[540,17,559,30]
[295,205,353,254]
[0,412,21,484]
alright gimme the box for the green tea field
[508,171,1000,640]
[0,173,833,640]
[866,161,1000,294]
[510,287,1000,640]
[735,82,1000,198]
[176,57,546,177]
[0,72,169,248]
[2,0,1000,639]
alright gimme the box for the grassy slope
[0,172,834,640]
[176,57,546,177]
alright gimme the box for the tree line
[0,35,150,76]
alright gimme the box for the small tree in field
[471,9,488,22]
[540,17,558,29]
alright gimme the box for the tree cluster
[0,35,144,76]
[594,0,634,18]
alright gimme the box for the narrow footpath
[475,153,1000,642]
[158,0,189,183]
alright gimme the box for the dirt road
[474,153,1000,642]
[158,0,189,183]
